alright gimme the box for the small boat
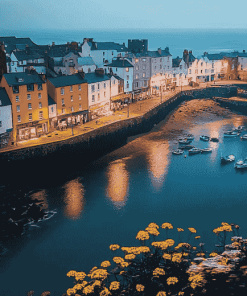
[235,162,247,169]
[188,148,201,155]
[201,148,212,153]
[181,145,195,150]
[172,149,184,155]
[186,134,194,141]
[210,137,219,142]
[221,154,235,164]
[240,134,247,140]
[223,131,240,137]
[200,135,210,141]
[178,138,192,144]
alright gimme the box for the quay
[0,81,246,174]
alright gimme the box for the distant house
[49,52,80,76]
[78,57,96,73]
[0,87,12,146]
[0,36,36,57]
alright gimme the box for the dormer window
[27,84,34,91]
[13,86,19,93]
[38,84,42,90]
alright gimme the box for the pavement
[1,80,246,153]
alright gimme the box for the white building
[0,87,12,146]
[78,57,96,73]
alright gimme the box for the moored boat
[188,148,201,155]
[186,134,194,141]
[235,161,247,169]
[210,137,219,142]
[201,148,212,153]
[240,134,247,140]
[172,149,184,155]
[178,138,192,144]
[221,154,235,164]
[180,145,195,150]
[223,131,239,137]
[200,135,210,141]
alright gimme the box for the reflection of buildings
[146,140,170,189]
[63,178,85,219]
[30,189,48,210]
[106,160,129,207]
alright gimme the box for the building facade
[0,87,12,146]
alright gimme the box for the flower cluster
[136,284,145,292]
[161,223,173,229]
[177,228,184,232]
[153,267,166,277]
[188,227,197,233]
[109,244,120,251]
[167,277,179,285]
[100,261,111,268]
[145,226,160,236]
[109,281,120,291]
[136,230,150,241]
[90,269,108,280]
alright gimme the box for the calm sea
[1,99,247,296]
[1,28,247,58]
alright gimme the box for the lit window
[16,105,20,112]
[92,95,95,102]
[39,111,43,120]
[38,93,42,99]
[143,73,146,77]
[79,95,81,100]
[136,66,139,70]
[39,102,42,108]
[27,94,31,100]
[78,85,81,90]
[17,115,21,122]
[61,88,64,95]
[29,113,32,121]
[71,96,73,102]
[135,59,138,63]
[28,103,32,109]
[71,106,74,112]
[62,98,65,105]
[70,86,73,92]
[136,74,139,79]
[16,96,19,102]
[126,68,129,72]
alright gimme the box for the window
[28,103,32,109]
[126,68,129,72]
[136,66,139,70]
[79,95,81,100]
[143,73,146,77]
[61,88,64,95]
[104,91,106,97]
[135,82,138,87]
[115,68,117,72]
[189,69,191,74]
[154,66,156,69]
[27,94,31,100]
[78,85,81,90]
[91,85,95,92]
[0,121,2,128]
[16,105,20,112]
[135,59,138,63]
[201,62,203,66]
[103,58,105,63]
[29,113,32,121]
[38,93,41,99]
[173,74,176,78]
[113,80,115,84]
[27,84,34,91]
[62,108,65,114]
[88,68,91,73]
[79,104,82,110]
[144,80,147,86]
[71,96,73,102]
[39,111,43,120]
[212,63,214,68]
[13,86,19,93]
[70,86,73,92]
[112,51,114,56]
[18,115,21,122]
[127,83,129,89]
[195,69,198,74]
[168,57,169,61]
[136,74,139,79]
[62,98,65,106]
[39,102,42,108]
[211,69,214,73]
[160,65,162,69]
[167,66,169,69]
[16,96,19,102]
[98,93,100,100]
[142,58,146,62]
[104,83,106,89]
[51,107,54,113]
[98,83,100,90]
[180,65,182,69]
[201,70,203,73]
[71,106,74,112]
[92,95,95,102]
[127,75,129,80]
[103,52,105,56]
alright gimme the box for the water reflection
[106,160,129,208]
[30,189,48,210]
[63,178,85,219]
[146,140,170,189]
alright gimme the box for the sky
[1,0,247,30]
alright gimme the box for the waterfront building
[84,69,111,119]
[47,72,88,129]
[172,56,189,87]
[80,38,129,68]
[107,74,128,111]
[0,87,13,147]
[150,73,169,96]
[48,95,57,130]
[77,57,96,74]
[0,71,49,142]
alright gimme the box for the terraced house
[47,72,88,129]
[0,71,49,142]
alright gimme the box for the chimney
[95,68,104,76]
[52,42,55,46]
[183,50,189,64]
[243,50,246,53]
[204,52,208,56]
[78,69,85,79]
[158,48,161,55]
[189,50,192,54]
[123,42,125,47]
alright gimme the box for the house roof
[106,74,123,81]
[84,72,110,84]
[3,72,45,86]
[90,41,128,52]
[0,87,11,106]
[48,95,56,106]
[13,49,43,61]
[172,57,182,68]
[106,58,133,68]
[78,57,95,66]
[48,73,87,88]
[0,36,36,55]
[126,47,171,59]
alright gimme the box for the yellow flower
[161,223,173,229]
[145,227,160,236]
[172,253,182,263]
[93,280,101,287]
[139,246,150,253]
[167,277,178,285]
[136,230,150,241]
[113,257,124,264]
[222,225,232,232]
[100,287,111,296]
[125,254,136,260]
[177,228,184,232]
[148,222,159,229]
[196,253,205,257]
[174,243,191,250]
[109,244,120,251]
[67,288,76,296]
[213,227,223,234]
[109,281,120,291]
[75,271,86,281]
[83,285,95,295]
[165,239,175,247]
[209,252,218,257]
[192,247,197,250]
[153,267,166,277]
[91,269,108,280]
[188,227,197,233]
[120,261,129,268]
[136,284,145,292]
[66,270,77,277]
[74,283,84,290]
[178,292,184,296]
[101,261,111,268]
[194,236,201,239]
[182,252,189,256]
[162,253,172,260]
[156,292,166,296]
[120,271,126,275]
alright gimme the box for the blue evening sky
[1,0,247,30]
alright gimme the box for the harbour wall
[0,85,240,183]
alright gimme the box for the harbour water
[1,99,247,295]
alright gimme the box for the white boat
[188,148,201,155]
[186,134,194,141]
[200,135,210,141]
[223,131,240,137]
[172,149,184,155]
[221,154,235,164]
[201,148,212,153]
[178,138,192,144]
[240,134,247,140]
[235,162,247,169]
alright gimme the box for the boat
[178,138,192,144]
[200,135,210,141]
[188,148,201,155]
[221,154,235,164]
[180,145,195,150]
[201,148,212,153]
[223,131,240,137]
[240,134,247,140]
[210,137,219,142]
[186,134,194,141]
[235,161,247,169]
[172,149,184,155]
